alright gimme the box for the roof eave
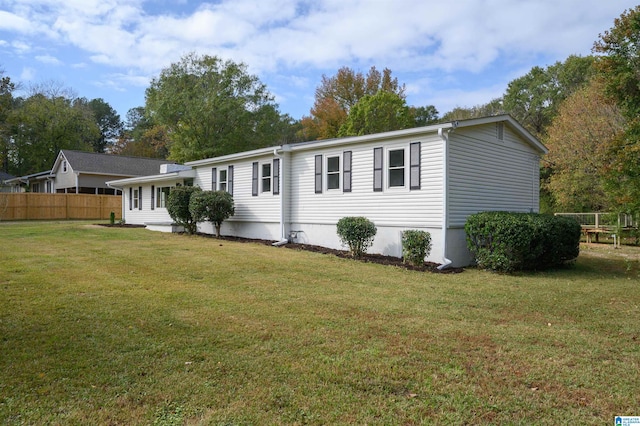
[106,169,196,187]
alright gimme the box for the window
[327,156,340,190]
[219,169,227,192]
[156,186,170,208]
[62,161,68,173]
[261,163,271,193]
[315,152,351,193]
[133,188,140,209]
[388,149,405,187]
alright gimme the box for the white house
[107,115,547,268]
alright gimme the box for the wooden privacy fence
[0,193,122,221]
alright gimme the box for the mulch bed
[201,234,464,274]
[96,224,463,273]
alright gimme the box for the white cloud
[20,66,36,81]
[35,54,62,65]
[0,10,32,32]
[0,0,636,117]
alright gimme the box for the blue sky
[0,1,636,123]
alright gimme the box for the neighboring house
[3,171,52,193]
[107,115,547,268]
[6,150,176,194]
[0,171,17,192]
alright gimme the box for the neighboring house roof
[54,150,176,177]
[4,170,52,185]
[0,171,16,183]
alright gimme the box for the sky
[0,0,637,123]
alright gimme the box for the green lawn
[0,221,638,425]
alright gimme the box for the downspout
[272,147,288,246]
[437,127,453,270]
[106,182,125,222]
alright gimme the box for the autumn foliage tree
[299,66,406,140]
[544,78,626,212]
[593,6,640,214]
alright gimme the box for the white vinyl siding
[290,136,443,228]
[447,125,541,227]
[193,156,280,224]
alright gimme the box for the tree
[544,78,626,212]
[6,92,99,175]
[166,186,202,235]
[299,66,406,140]
[338,91,413,136]
[593,6,640,214]
[593,6,640,119]
[85,98,123,153]
[503,55,595,138]
[440,98,503,122]
[189,190,235,237]
[410,105,439,127]
[145,53,284,163]
[0,69,16,172]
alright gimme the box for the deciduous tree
[503,55,595,138]
[338,91,413,136]
[146,53,284,162]
[6,92,98,175]
[544,78,625,212]
[593,6,640,214]
[300,66,406,140]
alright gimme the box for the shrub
[336,216,377,257]
[166,186,202,234]
[402,230,432,266]
[465,211,581,273]
[189,190,235,237]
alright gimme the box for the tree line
[1,6,639,216]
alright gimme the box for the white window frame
[388,148,406,189]
[133,188,139,209]
[219,169,228,192]
[62,160,68,173]
[326,154,341,191]
[261,162,272,193]
[156,186,171,208]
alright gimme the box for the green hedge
[465,211,581,273]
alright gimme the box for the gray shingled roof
[61,150,175,177]
[0,171,16,182]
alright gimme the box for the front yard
[0,221,638,424]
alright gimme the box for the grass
[0,221,639,425]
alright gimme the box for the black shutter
[343,151,352,193]
[228,165,234,195]
[314,154,322,194]
[129,187,132,210]
[373,147,383,192]
[151,185,155,210]
[410,142,421,190]
[211,167,217,191]
[273,158,280,195]
[252,162,258,196]
[138,186,142,210]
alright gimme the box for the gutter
[437,127,453,270]
[272,146,289,247]
[106,181,125,220]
